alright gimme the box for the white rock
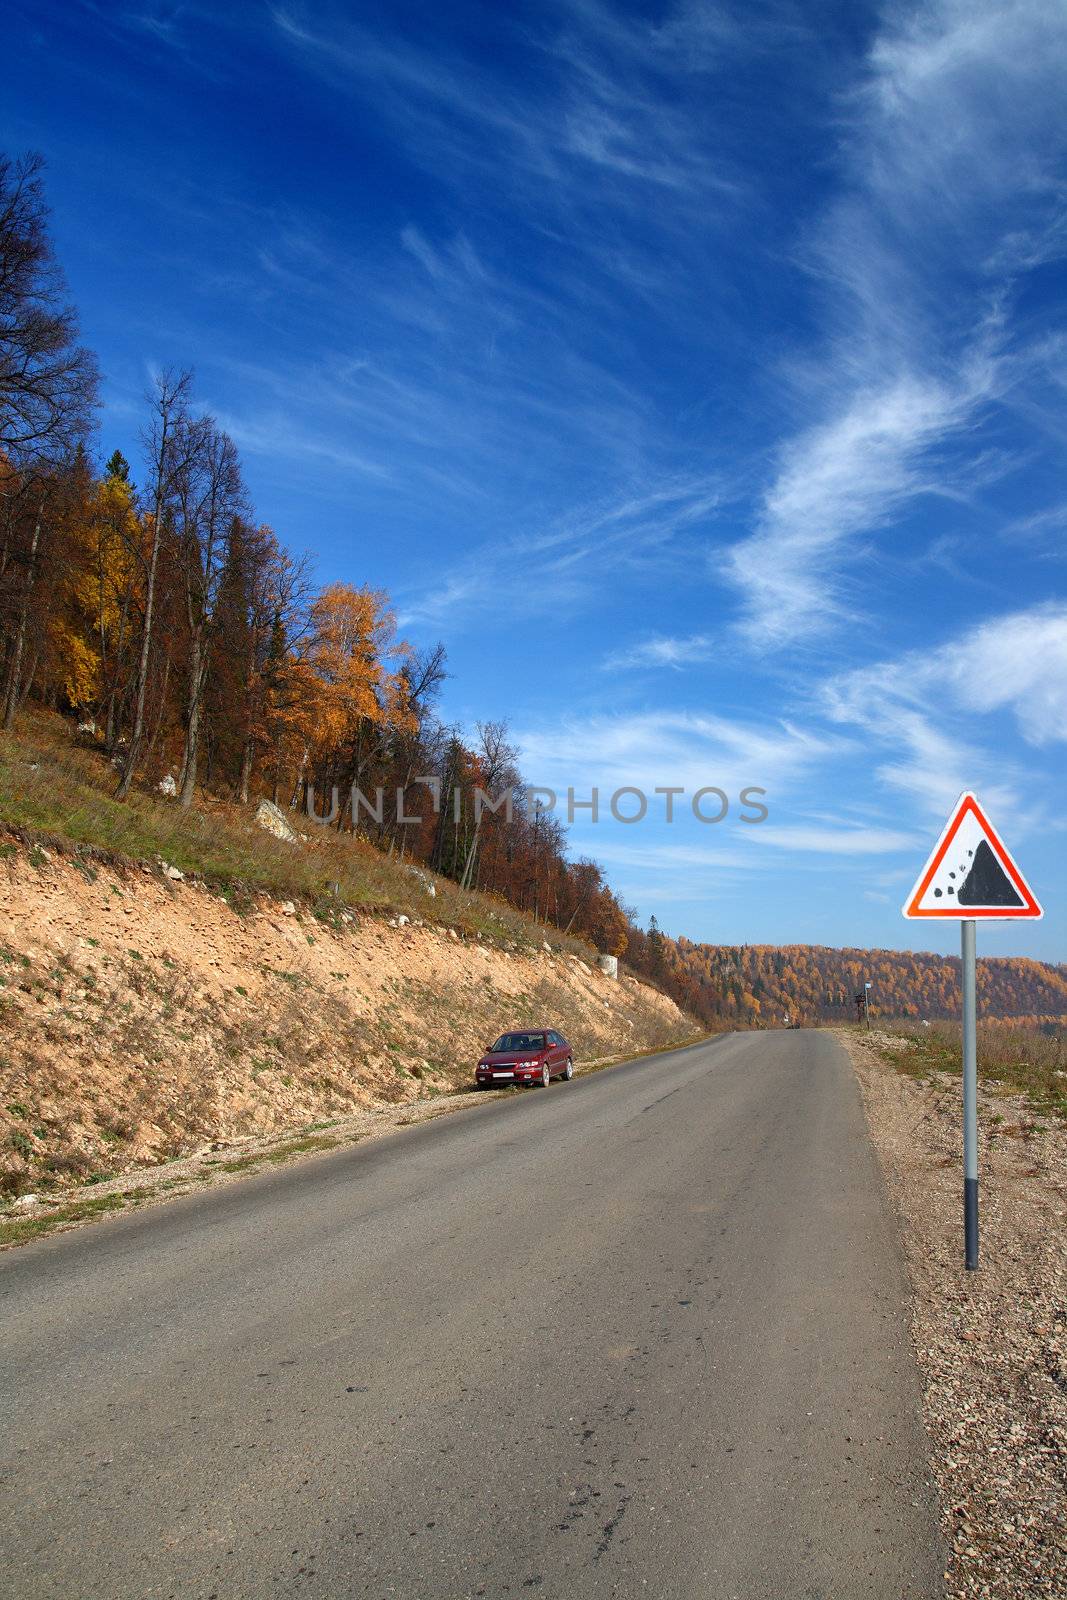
[425,882,436,897]
[542,942,552,954]
[157,774,177,797]
[255,798,298,843]
[396,914,409,927]
[163,864,184,881]
[280,900,297,916]
[14,1194,40,1210]
[77,720,96,735]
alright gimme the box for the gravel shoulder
[839,1026,1067,1599]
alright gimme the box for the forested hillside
[0,154,638,959]
[648,936,1067,1027]
[2,152,1062,1039]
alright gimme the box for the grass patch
[0,706,599,959]
[868,1019,1067,1122]
[217,1133,340,1176]
[0,1191,125,1248]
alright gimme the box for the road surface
[0,1030,943,1598]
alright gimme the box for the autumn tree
[92,452,139,747]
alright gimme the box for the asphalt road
[0,1030,943,1599]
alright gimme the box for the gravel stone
[841,1028,1067,1599]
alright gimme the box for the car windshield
[491,1033,545,1053]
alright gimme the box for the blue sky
[6,0,1067,960]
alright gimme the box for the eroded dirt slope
[1,846,694,1196]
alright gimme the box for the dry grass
[0,829,694,1201]
[0,707,592,956]
[858,1018,1067,1123]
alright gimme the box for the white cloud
[400,225,488,287]
[399,476,722,625]
[940,604,1067,743]
[515,708,837,803]
[826,602,1067,745]
[272,3,743,209]
[602,632,714,671]
[822,602,1067,816]
[726,0,1067,648]
[748,824,919,855]
[729,372,986,646]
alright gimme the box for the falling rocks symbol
[957,839,1023,908]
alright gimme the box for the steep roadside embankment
[0,846,694,1200]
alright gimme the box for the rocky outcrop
[254,799,298,843]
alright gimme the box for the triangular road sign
[903,792,1042,919]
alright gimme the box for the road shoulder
[0,1032,714,1251]
[839,1026,1067,1600]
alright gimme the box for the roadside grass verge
[857,1018,1067,1123]
[0,1132,352,1249]
[0,1191,127,1248]
[0,1032,714,1250]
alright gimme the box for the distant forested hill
[651,938,1067,1028]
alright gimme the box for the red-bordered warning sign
[903,792,1042,919]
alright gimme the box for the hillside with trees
[2,151,1063,1039]
[0,154,636,954]
[644,934,1067,1029]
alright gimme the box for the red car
[475,1029,573,1089]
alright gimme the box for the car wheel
[563,1057,573,1081]
[540,1062,551,1087]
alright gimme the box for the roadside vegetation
[0,707,598,953]
[862,1018,1067,1124]
[0,152,714,1021]
[0,827,694,1208]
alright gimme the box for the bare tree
[175,418,244,806]
[116,369,194,799]
[459,719,519,890]
[0,153,98,467]
[385,641,447,854]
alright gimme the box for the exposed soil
[0,844,694,1210]
[841,1027,1067,1599]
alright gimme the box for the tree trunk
[238,736,254,804]
[179,628,206,807]
[2,501,43,731]
[289,747,308,812]
[116,516,162,798]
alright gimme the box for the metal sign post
[961,919,978,1270]
[903,792,1042,1273]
